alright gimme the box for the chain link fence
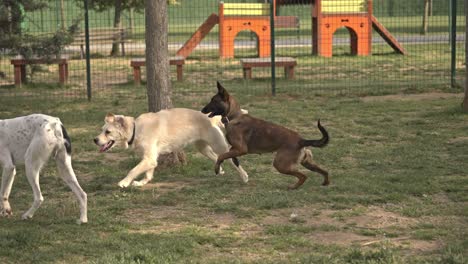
[0,0,465,100]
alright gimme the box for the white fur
[95,108,249,188]
[0,114,87,224]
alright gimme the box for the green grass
[0,87,467,263]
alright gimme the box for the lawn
[0,87,466,263]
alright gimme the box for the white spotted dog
[93,108,249,188]
[0,114,88,224]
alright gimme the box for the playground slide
[176,13,219,58]
[371,16,407,55]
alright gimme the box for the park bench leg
[80,45,85,59]
[133,66,142,85]
[243,67,252,79]
[13,65,23,87]
[65,64,69,81]
[176,65,183,81]
[59,63,68,85]
[285,66,295,79]
[121,43,126,56]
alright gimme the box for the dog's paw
[118,180,131,188]
[131,180,146,187]
[0,208,13,217]
[77,217,88,225]
[240,173,249,183]
[214,163,221,175]
[217,167,225,176]
[21,212,33,220]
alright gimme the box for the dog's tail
[299,120,329,148]
[61,125,72,155]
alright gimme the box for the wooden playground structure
[176,0,406,59]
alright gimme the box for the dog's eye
[105,130,111,135]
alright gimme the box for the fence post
[84,0,92,100]
[450,0,457,88]
[270,0,276,96]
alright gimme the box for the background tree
[421,0,432,34]
[145,0,185,167]
[462,0,468,111]
[0,0,77,79]
[85,0,178,56]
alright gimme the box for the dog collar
[128,123,136,145]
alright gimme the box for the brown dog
[201,82,329,189]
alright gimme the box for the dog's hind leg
[300,149,329,186]
[0,150,16,216]
[195,141,225,175]
[207,131,249,183]
[273,151,307,190]
[22,156,48,220]
[55,149,88,224]
[215,147,247,176]
[22,132,56,220]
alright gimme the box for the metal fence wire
[0,0,465,100]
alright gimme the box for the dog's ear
[105,113,115,123]
[217,81,229,101]
[114,116,127,129]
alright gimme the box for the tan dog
[94,108,249,188]
[201,82,329,189]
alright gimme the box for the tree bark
[428,0,433,16]
[462,0,468,111]
[59,0,66,30]
[421,0,429,35]
[110,0,123,56]
[145,0,186,166]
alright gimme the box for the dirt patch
[311,231,369,245]
[346,206,418,229]
[448,136,468,144]
[360,92,461,103]
[262,207,344,228]
[75,151,128,163]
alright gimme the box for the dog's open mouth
[99,140,115,153]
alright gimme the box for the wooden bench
[275,16,300,29]
[10,57,69,87]
[130,56,185,84]
[72,27,128,59]
[240,57,297,79]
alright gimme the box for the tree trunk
[388,0,394,16]
[462,0,468,111]
[421,0,429,35]
[145,0,186,166]
[110,0,123,56]
[428,0,433,16]
[59,0,66,30]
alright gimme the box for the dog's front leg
[0,148,16,216]
[118,158,157,188]
[131,168,155,187]
[0,165,16,216]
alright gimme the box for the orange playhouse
[176,0,405,59]
[312,0,406,57]
[177,1,298,59]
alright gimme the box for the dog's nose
[93,138,99,145]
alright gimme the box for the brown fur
[201,82,329,189]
